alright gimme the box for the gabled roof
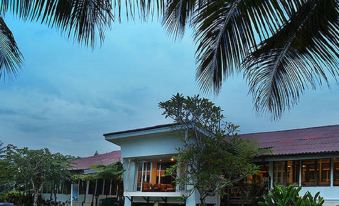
[71,151,121,170]
[241,125,339,156]
[103,123,178,136]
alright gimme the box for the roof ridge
[74,150,120,161]
[240,124,339,136]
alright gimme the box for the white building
[104,124,219,206]
[104,124,339,206]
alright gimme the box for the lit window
[136,159,176,192]
[273,161,299,186]
[301,159,330,186]
[334,158,339,186]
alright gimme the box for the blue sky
[0,16,338,157]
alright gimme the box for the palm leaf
[162,0,199,38]
[243,0,339,118]
[0,0,114,47]
[193,0,289,93]
[0,17,22,79]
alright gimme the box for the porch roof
[240,124,339,156]
[71,150,121,170]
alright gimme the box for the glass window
[273,161,299,186]
[301,159,330,186]
[319,159,331,186]
[136,161,151,191]
[136,158,176,192]
[156,160,176,192]
[334,158,339,186]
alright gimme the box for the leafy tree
[5,146,72,206]
[0,142,16,194]
[159,93,259,206]
[45,153,73,203]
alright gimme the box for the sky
[0,16,338,157]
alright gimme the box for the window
[247,163,269,187]
[301,159,330,186]
[334,158,339,186]
[136,161,151,191]
[88,180,96,194]
[273,161,299,186]
[156,160,176,192]
[136,158,176,192]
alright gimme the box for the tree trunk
[200,197,206,206]
[33,191,39,206]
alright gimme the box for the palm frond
[162,0,200,38]
[0,0,114,47]
[194,0,288,93]
[0,17,22,79]
[243,0,339,118]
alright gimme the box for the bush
[258,185,324,206]
[0,190,33,206]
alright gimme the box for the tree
[5,146,72,206]
[161,0,338,118]
[45,153,73,203]
[72,162,124,206]
[0,142,9,190]
[1,0,337,118]
[159,93,259,206]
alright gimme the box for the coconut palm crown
[0,0,338,118]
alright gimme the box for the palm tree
[161,0,338,118]
[0,0,338,118]
[0,0,114,77]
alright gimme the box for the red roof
[240,125,339,156]
[71,151,121,170]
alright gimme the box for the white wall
[300,187,339,206]
[117,132,183,159]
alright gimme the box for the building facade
[42,151,122,206]
[104,124,220,206]
[104,124,339,206]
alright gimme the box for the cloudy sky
[0,16,338,157]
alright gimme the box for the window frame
[301,158,331,187]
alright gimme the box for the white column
[86,181,90,195]
[269,161,274,189]
[186,190,197,206]
[109,179,112,195]
[299,160,302,186]
[102,180,105,195]
[331,158,334,187]
[124,197,132,206]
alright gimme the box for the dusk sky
[0,16,338,157]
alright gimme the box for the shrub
[258,185,324,206]
[0,190,33,206]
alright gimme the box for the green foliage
[159,94,259,205]
[2,145,73,206]
[72,162,123,181]
[0,190,33,206]
[259,185,324,206]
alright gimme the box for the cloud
[0,15,337,157]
